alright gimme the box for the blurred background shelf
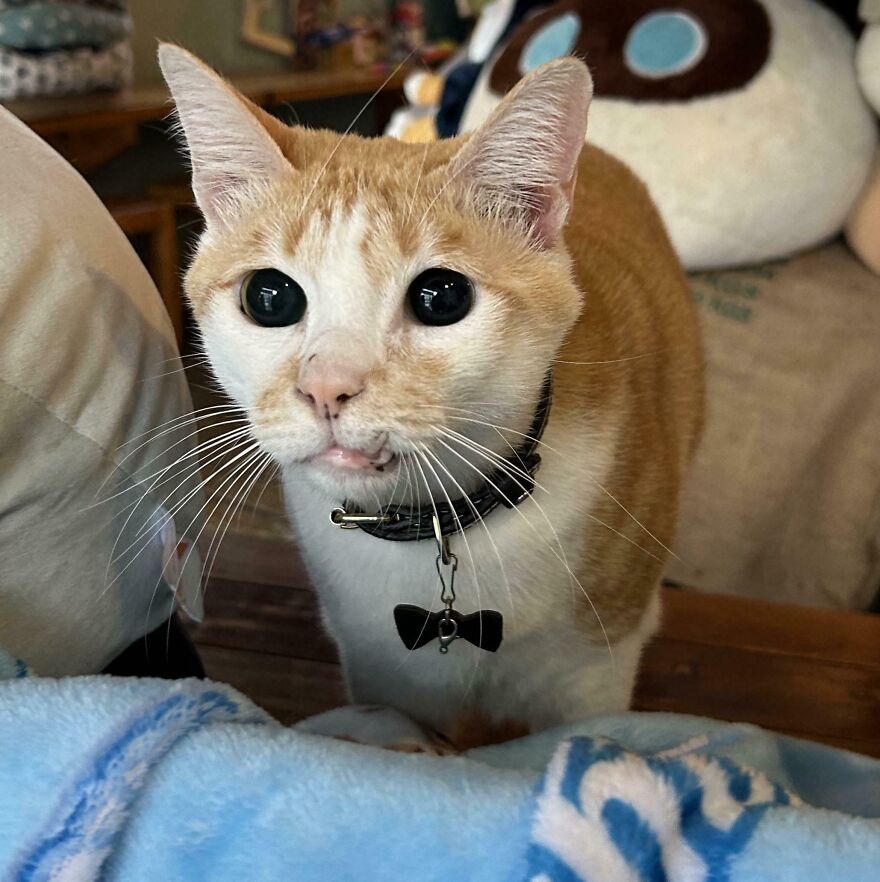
[3,65,409,137]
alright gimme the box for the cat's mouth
[311,443,398,473]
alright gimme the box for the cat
[159,44,703,750]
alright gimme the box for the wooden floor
[190,530,880,758]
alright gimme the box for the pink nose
[297,366,365,420]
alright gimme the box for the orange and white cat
[160,45,703,749]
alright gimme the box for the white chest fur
[282,420,658,734]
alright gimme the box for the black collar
[332,374,552,541]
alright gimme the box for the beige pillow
[0,108,204,675]
[667,242,880,610]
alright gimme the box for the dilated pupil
[242,269,306,327]
[409,269,474,326]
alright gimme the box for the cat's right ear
[158,44,289,229]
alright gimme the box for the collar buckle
[330,507,399,529]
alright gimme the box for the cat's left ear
[158,43,290,229]
[449,57,592,248]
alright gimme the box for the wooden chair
[109,197,183,346]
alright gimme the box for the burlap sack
[666,242,880,610]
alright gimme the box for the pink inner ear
[455,65,590,248]
[530,172,578,248]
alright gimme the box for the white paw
[294,705,453,755]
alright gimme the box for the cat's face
[161,47,591,506]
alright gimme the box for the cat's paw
[294,705,454,755]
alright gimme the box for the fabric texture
[0,2,130,51]
[0,0,131,98]
[0,39,131,98]
[666,242,880,609]
[0,108,204,676]
[0,672,878,882]
[525,733,880,882]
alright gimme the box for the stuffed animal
[390,0,877,271]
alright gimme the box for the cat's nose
[296,367,365,420]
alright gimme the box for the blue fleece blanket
[1,656,878,881]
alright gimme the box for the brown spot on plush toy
[489,0,771,100]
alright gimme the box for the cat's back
[560,142,704,465]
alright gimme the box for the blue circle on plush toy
[519,12,580,74]
[624,10,707,79]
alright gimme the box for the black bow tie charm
[394,604,503,653]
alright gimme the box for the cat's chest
[281,452,593,649]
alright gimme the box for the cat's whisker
[104,438,254,597]
[414,444,489,696]
[450,408,684,564]
[405,139,431,226]
[432,434,615,665]
[91,426,255,563]
[201,450,275,596]
[391,451,452,669]
[143,444,265,635]
[400,452,417,510]
[440,413,562,461]
[433,408,683,563]
[98,414,250,503]
[298,50,417,218]
[446,411,680,560]
[129,431,256,542]
[411,442,425,540]
[433,425,550,495]
[90,422,251,560]
[180,448,269,605]
[248,458,281,520]
[155,351,207,367]
[104,439,259,593]
[383,447,406,509]
[138,359,210,384]
[113,403,243,454]
[584,475,684,565]
[419,442,516,629]
[101,430,249,587]
[437,428,602,655]
[89,423,252,512]
[553,352,661,366]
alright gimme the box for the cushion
[0,108,204,675]
[0,39,131,99]
[0,2,130,52]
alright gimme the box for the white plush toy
[393,0,878,271]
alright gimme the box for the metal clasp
[438,611,458,654]
[432,514,460,653]
[330,507,398,529]
[431,513,453,565]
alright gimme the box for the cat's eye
[240,269,307,327]
[407,268,474,327]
